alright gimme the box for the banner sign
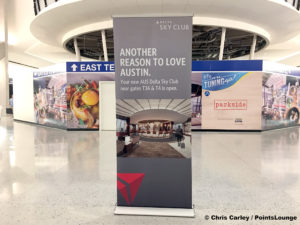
[114,16,192,208]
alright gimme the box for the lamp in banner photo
[113,16,193,210]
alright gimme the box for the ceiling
[116,99,191,123]
[6,0,80,67]
[5,0,300,68]
[65,26,267,61]
[130,109,190,124]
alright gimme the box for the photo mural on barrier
[262,73,300,129]
[33,70,67,129]
[66,62,115,130]
[114,16,193,209]
[33,62,115,130]
[201,71,262,130]
[190,61,264,130]
[191,72,202,130]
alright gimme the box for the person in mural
[175,125,183,145]
[118,128,126,141]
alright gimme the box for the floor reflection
[67,131,99,180]
[260,127,300,192]
[0,117,300,224]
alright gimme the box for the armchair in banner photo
[116,99,192,159]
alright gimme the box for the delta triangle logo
[117,173,145,205]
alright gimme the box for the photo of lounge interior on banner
[116,99,191,158]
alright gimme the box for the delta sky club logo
[117,173,145,205]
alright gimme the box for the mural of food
[67,80,99,129]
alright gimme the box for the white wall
[10,62,35,122]
[0,59,8,116]
[99,81,116,131]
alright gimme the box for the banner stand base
[114,205,195,218]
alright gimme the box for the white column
[0,0,9,115]
[250,34,257,60]
[74,38,81,61]
[101,30,108,61]
[219,27,226,60]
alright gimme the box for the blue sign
[66,62,115,73]
[192,60,263,72]
[204,91,210,96]
[202,72,248,91]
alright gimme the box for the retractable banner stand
[113,16,193,216]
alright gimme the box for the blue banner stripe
[192,60,263,71]
[66,61,300,77]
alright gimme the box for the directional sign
[66,62,115,73]
[71,64,78,72]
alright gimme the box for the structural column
[74,38,81,61]
[250,34,257,60]
[219,27,226,60]
[101,30,108,61]
[0,0,9,115]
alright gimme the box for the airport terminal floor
[0,117,300,225]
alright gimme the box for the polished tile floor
[0,117,300,225]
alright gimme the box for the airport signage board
[113,16,193,208]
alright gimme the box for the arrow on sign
[71,64,78,72]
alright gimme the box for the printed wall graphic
[114,16,192,208]
[33,62,115,130]
[66,62,114,130]
[31,61,300,131]
[202,72,250,91]
[67,77,99,129]
[191,60,300,130]
[202,71,262,130]
[33,72,67,129]
[191,72,202,130]
[262,73,300,129]
[190,61,265,130]
[66,72,114,129]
